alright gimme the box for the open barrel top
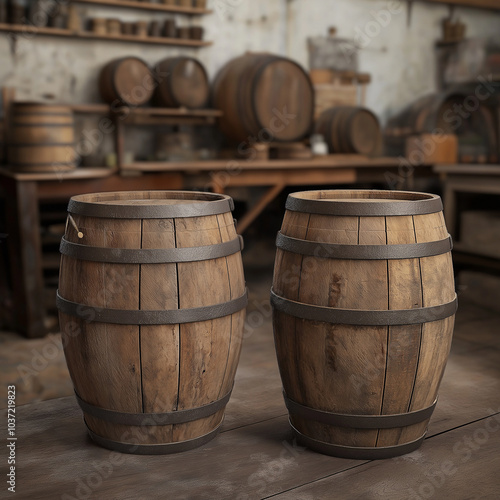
[67,190,234,219]
[286,189,443,216]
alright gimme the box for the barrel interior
[290,189,438,202]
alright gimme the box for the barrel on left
[8,103,76,173]
[57,191,247,454]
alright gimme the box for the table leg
[236,183,285,234]
[5,180,46,337]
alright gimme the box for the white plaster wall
[0,0,498,120]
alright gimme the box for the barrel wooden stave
[59,191,245,450]
[213,53,314,143]
[316,106,381,155]
[9,103,76,172]
[99,57,153,106]
[153,57,209,109]
[272,190,455,457]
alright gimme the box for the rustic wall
[0,0,498,123]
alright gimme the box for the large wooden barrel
[8,103,76,173]
[57,191,247,454]
[315,106,381,155]
[153,57,209,109]
[213,53,314,143]
[99,57,154,106]
[271,189,457,459]
[384,91,497,160]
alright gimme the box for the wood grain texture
[272,190,456,456]
[58,191,246,450]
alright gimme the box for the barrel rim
[286,189,442,216]
[68,190,235,218]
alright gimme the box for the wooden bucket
[57,191,247,454]
[213,53,314,143]
[99,57,154,106]
[271,189,456,459]
[153,57,209,109]
[315,106,381,155]
[8,103,76,173]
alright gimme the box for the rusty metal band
[60,235,244,264]
[283,393,437,429]
[68,193,234,219]
[9,142,75,147]
[285,193,443,216]
[57,289,248,325]
[11,123,73,127]
[290,421,426,460]
[84,418,223,455]
[10,161,75,167]
[270,289,457,326]
[276,232,452,260]
[76,388,232,426]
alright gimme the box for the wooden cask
[271,190,457,459]
[213,53,314,143]
[315,106,381,155]
[153,57,209,109]
[384,91,497,160]
[99,57,154,106]
[57,191,247,454]
[8,103,76,173]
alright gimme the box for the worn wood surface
[1,294,499,499]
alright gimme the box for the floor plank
[270,414,500,500]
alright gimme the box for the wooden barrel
[271,189,457,459]
[57,191,247,454]
[315,106,381,155]
[153,57,209,109]
[213,53,314,143]
[99,57,154,106]
[8,103,76,173]
[384,91,497,159]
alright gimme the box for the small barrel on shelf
[8,102,76,173]
[271,189,457,459]
[99,57,154,107]
[315,106,382,155]
[213,53,314,143]
[153,57,210,109]
[57,190,247,454]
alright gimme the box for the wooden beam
[236,183,285,234]
[417,0,500,10]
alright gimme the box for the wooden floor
[2,270,500,499]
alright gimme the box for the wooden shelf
[0,166,116,181]
[0,23,212,47]
[75,0,212,15]
[417,0,500,10]
[122,156,403,172]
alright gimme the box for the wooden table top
[2,297,500,499]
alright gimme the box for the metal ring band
[290,421,426,460]
[57,289,248,325]
[270,289,457,326]
[284,392,437,429]
[76,388,232,426]
[60,235,244,264]
[11,123,73,127]
[276,232,452,260]
[68,192,235,219]
[285,191,443,216]
[84,418,223,455]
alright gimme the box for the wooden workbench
[435,164,500,273]
[2,295,499,499]
[0,156,418,337]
